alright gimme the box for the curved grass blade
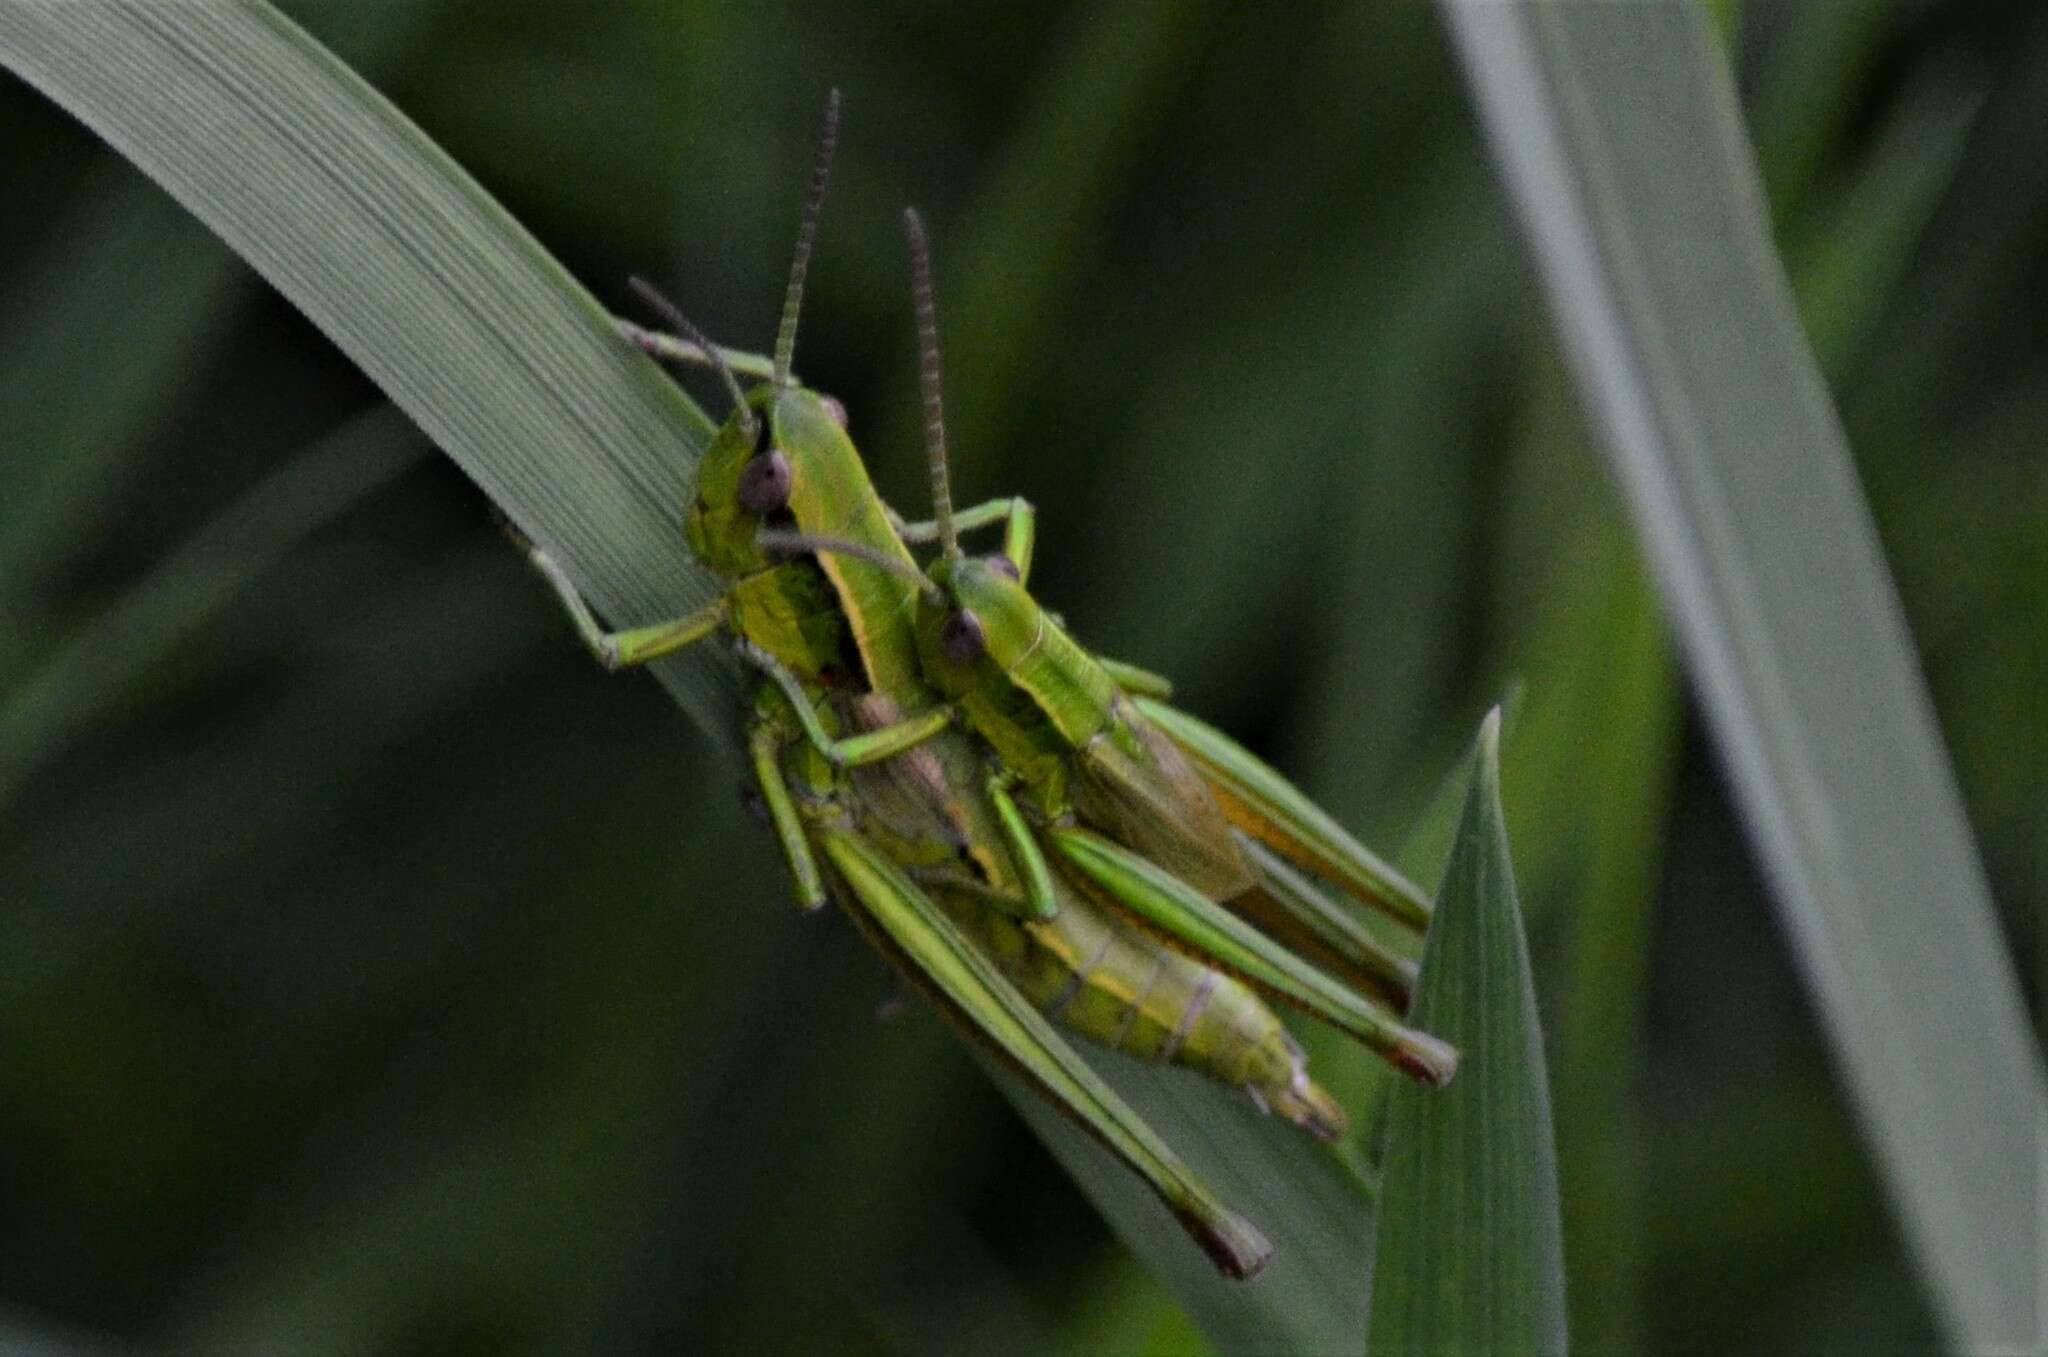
[1367,709,1566,1355]
[1438,4,2046,1347]
[0,0,736,742]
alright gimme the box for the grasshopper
[786,211,1458,1087]
[518,94,1409,1278]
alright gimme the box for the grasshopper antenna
[903,208,957,559]
[756,527,944,605]
[629,276,757,444]
[774,88,840,388]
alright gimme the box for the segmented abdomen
[817,696,1348,1141]
[933,881,1347,1141]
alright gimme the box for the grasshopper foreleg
[892,497,1036,581]
[524,543,728,670]
[735,639,953,767]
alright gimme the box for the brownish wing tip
[1391,1030,1461,1088]
[1181,1207,1274,1281]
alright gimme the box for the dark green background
[2,2,2038,1351]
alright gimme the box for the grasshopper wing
[1076,704,1418,1010]
[817,828,1273,1279]
[773,388,932,700]
[1232,836,1419,1012]
[1068,701,1256,902]
[1133,696,1434,932]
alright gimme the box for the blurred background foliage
[0,1,2038,1352]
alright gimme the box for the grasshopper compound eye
[984,553,1021,581]
[820,394,849,430]
[941,608,987,664]
[737,448,794,515]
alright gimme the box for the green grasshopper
[775,683,1375,1278]
[783,210,1458,1087]
[519,94,1400,1278]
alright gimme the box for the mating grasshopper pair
[521,95,1456,1279]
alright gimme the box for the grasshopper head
[686,383,860,581]
[685,383,784,578]
[679,89,852,583]
[917,552,1041,689]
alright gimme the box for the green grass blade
[1367,709,1567,1355]
[0,0,735,740]
[1438,4,2046,1347]
[1489,386,1677,1353]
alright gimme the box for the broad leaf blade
[0,0,736,739]
[1368,709,1566,1355]
[1438,4,2046,1348]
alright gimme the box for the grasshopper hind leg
[818,828,1272,1280]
